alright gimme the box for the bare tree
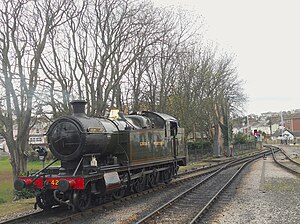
[0,0,76,180]
[123,7,202,114]
[25,0,247,160]
[204,53,247,155]
[167,47,214,140]
[40,0,165,116]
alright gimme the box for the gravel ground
[73,174,209,224]
[205,146,300,224]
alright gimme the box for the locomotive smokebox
[71,100,87,115]
[47,100,119,162]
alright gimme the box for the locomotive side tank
[119,111,185,164]
[14,100,186,211]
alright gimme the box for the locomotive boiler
[14,100,186,211]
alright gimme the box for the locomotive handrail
[29,159,59,185]
[105,117,121,131]
[31,158,58,178]
[73,157,84,176]
[83,153,102,157]
[118,111,136,129]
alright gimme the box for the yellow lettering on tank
[139,142,151,146]
[153,141,165,146]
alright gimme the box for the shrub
[187,140,212,150]
[233,132,249,145]
[14,189,35,200]
[0,197,6,204]
[28,147,54,162]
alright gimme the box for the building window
[29,137,43,143]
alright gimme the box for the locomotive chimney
[71,100,87,115]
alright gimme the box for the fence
[187,142,260,162]
[187,146,213,162]
[233,142,257,152]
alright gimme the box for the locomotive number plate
[50,179,59,186]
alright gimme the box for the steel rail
[135,155,259,224]
[189,156,257,223]
[271,147,300,177]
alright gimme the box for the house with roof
[270,112,300,143]
[272,128,295,141]
[0,117,49,154]
[283,112,300,138]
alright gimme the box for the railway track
[1,150,269,224]
[0,207,72,224]
[270,146,300,176]
[0,163,229,224]
[0,211,44,224]
[134,154,263,224]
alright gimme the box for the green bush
[233,132,249,145]
[14,189,35,200]
[0,197,6,204]
[27,147,54,162]
[27,150,39,161]
[187,140,212,150]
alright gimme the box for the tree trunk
[6,138,28,181]
[213,124,221,156]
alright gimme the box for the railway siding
[205,145,300,223]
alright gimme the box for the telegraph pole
[225,97,231,156]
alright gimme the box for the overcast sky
[152,0,300,115]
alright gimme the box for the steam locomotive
[14,100,186,211]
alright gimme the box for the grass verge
[0,198,36,217]
[0,156,58,204]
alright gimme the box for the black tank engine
[14,100,186,211]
